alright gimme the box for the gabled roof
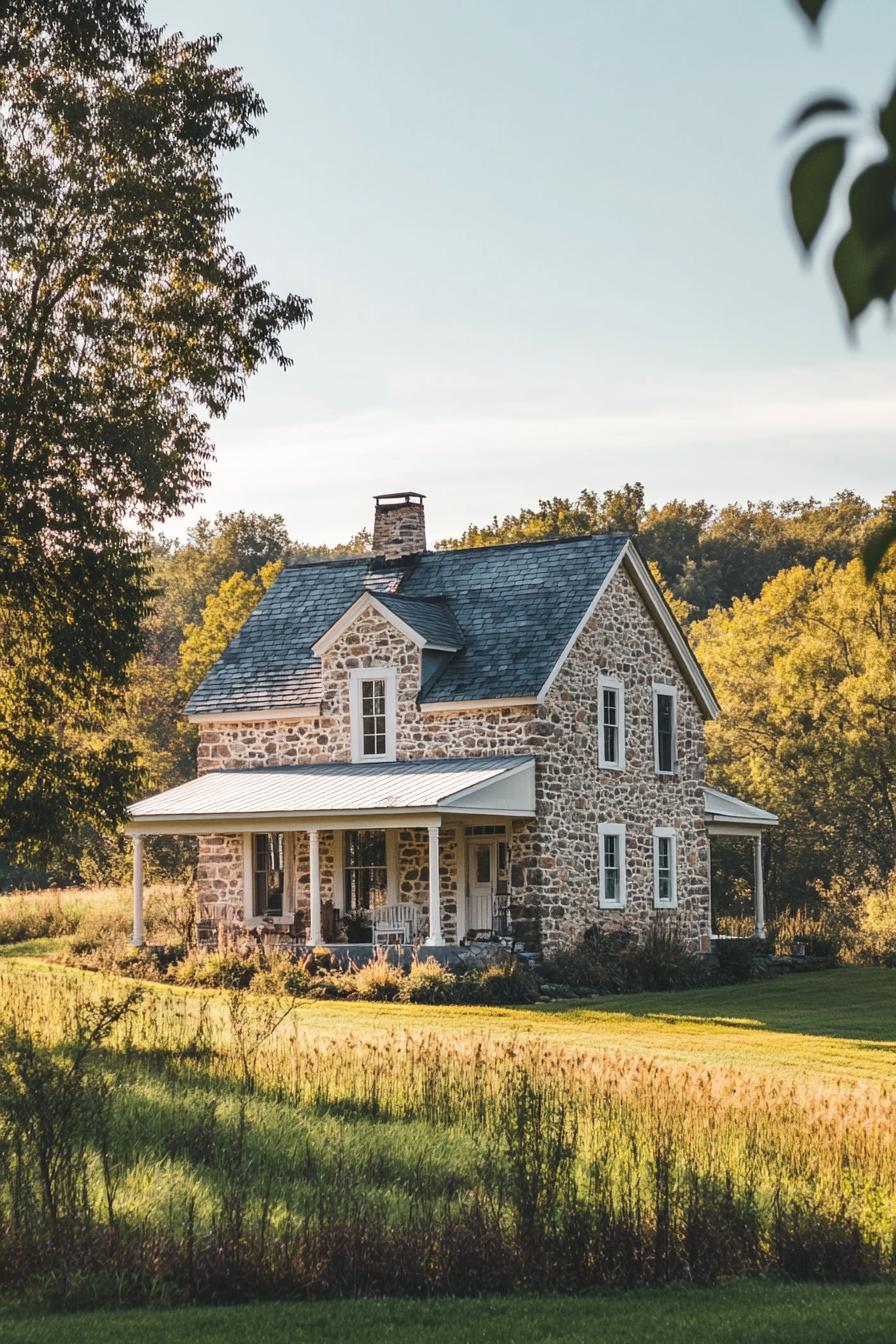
[184,532,718,720]
[127,756,536,831]
[312,592,464,656]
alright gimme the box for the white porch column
[424,822,444,946]
[753,832,766,939]
[130,835,145,947]
[307,827,322,945]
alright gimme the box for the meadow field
[0,889,895,1339]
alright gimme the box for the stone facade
[195,564,711,952]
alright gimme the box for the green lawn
[3,1282,896,1343]
[0,952,894,1332]
[8,947,892,1083]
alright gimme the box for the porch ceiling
[126,756,536,833]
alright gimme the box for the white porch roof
[127,756,536,834]
[704,785,778,833]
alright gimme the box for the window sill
[599,901,626,911]
[598,761,626,772]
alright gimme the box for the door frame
[465,835,499,935]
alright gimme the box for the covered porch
[704,786,779,939]
[125,756,536,950]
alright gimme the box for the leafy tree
[441,484,880,619]
[438,485,647,550]
[786,0,896,574]
[0,2,309,864]
[692,556,896,910]
[178,560,282,696]
[149,512,295,662]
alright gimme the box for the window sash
[603,834,620,902]
[602,687,618,763]
[343,829,388,912]
[351,669,395,762]
[598,824,626,907]
[253,832,285,916]
[598,675,625,769]
[654,689,676,773]
[360,678,387,756]
[653,830,677,907]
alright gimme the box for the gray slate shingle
[185,534,629,716]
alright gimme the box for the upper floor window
[350,668,397,762]
[653,684,678,775]
[598,822,626,908]
[653,827,677,908]
[597,674,625,770]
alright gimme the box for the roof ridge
[281,531,629,572]
[424,531,630,559]
[281,554,371,572]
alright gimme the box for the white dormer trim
[535,541,719,721]
[312,594,457,657]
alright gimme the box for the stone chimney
[372,491,427,560]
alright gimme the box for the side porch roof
[126,756,536,834]
[703,785,778,834]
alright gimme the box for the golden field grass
[1,883,895,1314]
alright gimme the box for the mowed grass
[3,1282,896,1344]
[6,947,894,1083]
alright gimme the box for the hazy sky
[151,0,896,545]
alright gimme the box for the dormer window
[350,668,397,762]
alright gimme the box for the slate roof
[185,533,629,716]
[370,594,464,650]
[128,757,536,821]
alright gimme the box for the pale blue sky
[152,0,896,545]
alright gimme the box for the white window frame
[598,822,626,909]
[350,667,397,762]
[597,673,625,771]
[652,827,678,908]
[652,683,678,776]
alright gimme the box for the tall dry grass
[0,884,192,948]
[0,965,893,1307]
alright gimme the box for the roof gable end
[312,592,462,657]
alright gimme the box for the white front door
[466,840,496,933]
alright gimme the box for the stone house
[127,492,776,953]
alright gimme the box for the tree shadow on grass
[525,969,896,1045]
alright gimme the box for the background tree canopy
[6,483,892,916]
[0,1,310,867]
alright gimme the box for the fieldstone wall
[197,834,243,918]
[530,565,710,950]
[195,564,711,952]
[372,498,426,559]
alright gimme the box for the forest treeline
[2,484,894,921]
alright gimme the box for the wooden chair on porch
[372,903,419,946]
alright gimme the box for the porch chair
[372,903,419,946]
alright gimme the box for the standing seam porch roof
[127,756,536,824]
[703,786,779,828]
[185,533,629,716]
